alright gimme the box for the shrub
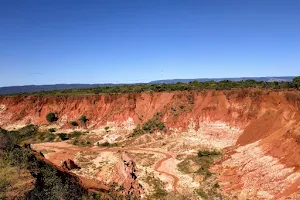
[46,112,58,123]
[70,121,79,127]
[69,132,82,138]
[11,148,30,177]
[198,150,221,157]
[104,126,110,131]
[48,128,56,133]
[0,178,9,197]
[46,133,56,142]
[79,115,88,124]
[130,124,144,137]
[101,142,117,147]
[58,133,69,141]
[0,131,12,151]
[194,189,208,199]
[292,76,300,88]
[8,124,38,144]
[72,139,79,145]
[142,112,167,133]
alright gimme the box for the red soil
[33,142,179,191]
[1,89,300,198]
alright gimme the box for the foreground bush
[46,113,58,123]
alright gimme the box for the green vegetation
[1,124,38,145]
[292,76,300,89]
[197,150,221,157]
[37,132,56,142]
[104,126,110,131]
[0,127,113,199]
[187,95,194,104]
[57,131,84,142]
[194,189,209,199]
[145,176,168,199]
[130,124,145,137]
[72,139,93,147]
[99,141,118,147]
[129,113,167,137]
[79,115,88,125]
[70,121,79,127]
[46,112,58,123]
[78,115,89,129]
[142,112,166,133]
[48,128,56,133]
[69,131,82,138]
[5,77,299,96]
[58,133,69,141]
[0,128,32,199]
[178,150,221,179]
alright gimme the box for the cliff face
[1,89,300,199]
[0,89,298,128]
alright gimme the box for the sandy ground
[31,121,243,199]
[29,120,300,199]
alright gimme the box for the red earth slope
[0,89,299,198]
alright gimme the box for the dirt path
[32,143,179,191]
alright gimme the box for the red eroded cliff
[1,89,300,198]
[0,89,298,130]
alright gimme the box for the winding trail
[32,142,179,191]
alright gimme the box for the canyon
[0,89,299,199]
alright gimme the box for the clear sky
[1,0,299,86]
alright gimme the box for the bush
[48,128,56,133]
[0,178,9,197]
[8,124,38,144]
[104,126,110,131]
[46,113,58,123]
[79,115,88,124]
[46,133,56,142]
[69,132,82,138]
[130,124,144,137]
[292,76,300,88]
[58,133,69,141]
[198,150,221,157]
[0,131,13,152]
[72,139,79,145]
[70,121,78,127]
[142,112,167,133]
[101,142,117,147]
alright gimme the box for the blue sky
[0,0,299,86]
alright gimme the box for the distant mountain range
[0,76,295,95]
[149,76,295,84]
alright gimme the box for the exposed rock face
[111,153,143,198]
[61,159,81,170]
[1,89,300,199]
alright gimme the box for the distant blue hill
[149,76,295,84]
[0,76,295,95]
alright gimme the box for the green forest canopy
[4,77,300,96]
